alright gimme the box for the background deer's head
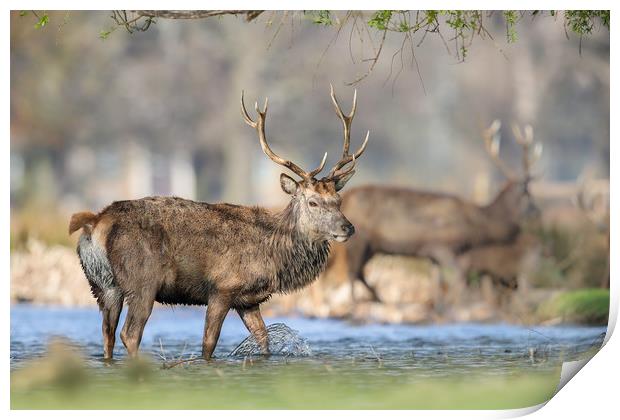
[482,120,544,224]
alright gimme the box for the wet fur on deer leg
[237,305,270,355]
[202,295,231,360]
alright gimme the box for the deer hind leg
[109,224,174,359]
[237,305,270,355]
[120,290,155,358]
[101,288,124,359]
[78,231,123,359]
[357,271,381,303]
[345,238,379,306]
[202,295,231,360]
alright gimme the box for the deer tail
[69,211,98,235]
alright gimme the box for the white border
[4,1,616,419]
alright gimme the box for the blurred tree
[21,10,610,85]
[10,10,609,217]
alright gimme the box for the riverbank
[10,239,608,325]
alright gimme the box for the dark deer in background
[335,120,542,304]
[69,86,368,360]
[575,175,610,288]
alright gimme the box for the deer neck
[264,202,330,294]
[480,191,520,243]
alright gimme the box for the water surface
[11,304,605,377]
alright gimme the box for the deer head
[241,85,369,242]
[482,120,543,223]
[575,174,610,233]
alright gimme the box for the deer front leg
[202,295,231,360]
[238,305,270,355]
[428,247,465,307]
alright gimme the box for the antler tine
[240,91,309,179]
[482,119,516,181]
[240,90,257,127]
[329,84,357,156]
[512,123,542,180]
[329,130,370,178]
[306,152,328,178]
[328,84,368,178]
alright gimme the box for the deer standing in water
[69,86,369,360]
[334,121,542,305]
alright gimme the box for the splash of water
[229,323,312,357]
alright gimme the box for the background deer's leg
[238,305,270,355]
[427,247,465,310]
[120,290,155,358]
[345,237,379,305]
[102,288,123,360]
[202,295,231,360]
[357,268,381,302]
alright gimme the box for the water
[229,323,312,357]
[11,304,605,377]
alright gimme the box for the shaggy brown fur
[71,87,368,360]
[71,177,357,360]
[335,180,539,303]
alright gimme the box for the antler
[512,123,543,181]
[575,172,609,231]
[481,120,516,180]
[241,91,327,180]
[327,84,370,179]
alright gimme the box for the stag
[334,120,542,304]
[69,86,368,360]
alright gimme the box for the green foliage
[503,10,519,42]
[34,13,49,29]
[539,289,609,325]
[368,11,394,31]
[21,10,610,56]
[307,10,333,26]
[442,10,483,59]
[425,10,439,25]
[99,29,114,40]
[565,10,610,35]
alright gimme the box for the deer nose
[341,222,355,236]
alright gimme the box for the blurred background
[10,11,610,325]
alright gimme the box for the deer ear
[334,170,355,191]
[280,173,299,195]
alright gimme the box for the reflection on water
[11,304,605,377]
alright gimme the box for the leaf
[310,10,333,26]
[34,14,49,29]
[368,11,393,31]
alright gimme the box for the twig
[162,357,203,369]
[346,28,387,86]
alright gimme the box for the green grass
[12,361,560,410]
[539,289,609,325]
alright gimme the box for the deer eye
[308,200,319,208]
